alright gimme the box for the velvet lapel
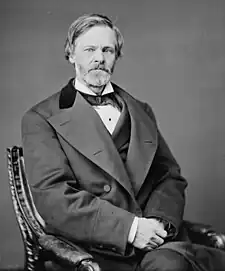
[113,84,158,196]
[47,82,134,197]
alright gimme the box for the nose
[94,49,105,63]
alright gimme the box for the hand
[132,218,167,251]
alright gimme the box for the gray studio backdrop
[1,0,225,268]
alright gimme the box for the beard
[76,63,115,89]
[85,69,111,87]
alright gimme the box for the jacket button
[103,184,111,193]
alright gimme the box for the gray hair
[64,13,124,61]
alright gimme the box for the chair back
[7,146,45,240]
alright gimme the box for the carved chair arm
[39,235,101,271]
[184,220,225,250]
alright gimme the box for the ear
[69,54,76,64]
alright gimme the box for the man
[22,14,225,271]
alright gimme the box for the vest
[111,93,131,163]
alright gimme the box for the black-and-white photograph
[1,1,225,270]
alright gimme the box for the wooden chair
[6,146,225,271]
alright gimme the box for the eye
[103,48,115,54]
[85,48,95,52]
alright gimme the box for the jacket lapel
[114,84,158,195]
[47,84,134,197]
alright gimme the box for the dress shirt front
[75,79,121,134]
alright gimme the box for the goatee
[84,69,111,88]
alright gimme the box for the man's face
[69,26,118,93]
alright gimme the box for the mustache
[88,66,111,74]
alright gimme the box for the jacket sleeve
[21,109,135,255]
[142,103,188,238]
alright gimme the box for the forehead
[76,26,117,47]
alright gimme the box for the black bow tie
[79,92,121,110]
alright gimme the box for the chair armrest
[183,220,225,250]
[38,235,101,271]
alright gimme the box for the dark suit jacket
[21,79,187,259]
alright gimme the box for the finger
[132,242,145,250]
[147,240,158,248]
[155,228,168,238]
[143,245,154,252]
[150,235,164,246]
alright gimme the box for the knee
[139,249,192,271]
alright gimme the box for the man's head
[64,14,124,94]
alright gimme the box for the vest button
[103,184,111,193]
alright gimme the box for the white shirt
[75,79,121,134]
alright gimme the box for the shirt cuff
[128,216,139,244]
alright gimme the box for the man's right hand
[132,218,168,251]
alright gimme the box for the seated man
[21,13,225,271]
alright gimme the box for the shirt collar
[75,78,114,96]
